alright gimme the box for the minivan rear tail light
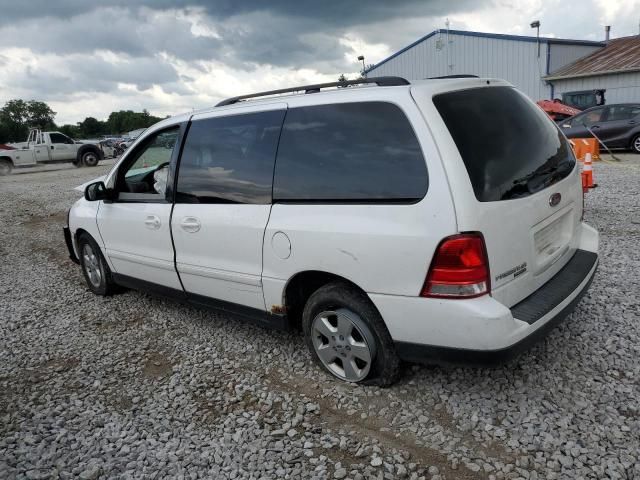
[421,233,490,299]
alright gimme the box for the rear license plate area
[533,211,573,273]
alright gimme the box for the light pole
[530,20,540,58]
[357,55,366,77]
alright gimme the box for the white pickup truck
[0,129,104,175]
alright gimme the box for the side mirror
[84,181,112,202]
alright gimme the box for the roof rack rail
[216,76,410,107]
[427,74,479,79]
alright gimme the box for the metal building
[366,29,604,101]
[545,36,640,105]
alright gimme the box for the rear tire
[631,134,640,154]
[81,150,99,167]
[78,233,117,296]
[0,159,13,176]
[302,281,400,387]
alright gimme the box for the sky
[1,0,639,125]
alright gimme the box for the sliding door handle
[180,217,201,233]
[144,215,161,230]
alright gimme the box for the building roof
[366,29,604,74]
[545,36,640,80]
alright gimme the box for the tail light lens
[421,233,490,299]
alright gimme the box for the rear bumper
[393,253,596,365]
[370,234,598,365]
[63,227,80,264]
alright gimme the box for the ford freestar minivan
[64,76,599,386]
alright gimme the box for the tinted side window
[50,133,72,144]
[605,105,637,121]
[583,108,604,125]
[176,110,285,204]
[273,102,428,201]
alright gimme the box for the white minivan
[64,76,599,386]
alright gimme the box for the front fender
[68,197,103,258]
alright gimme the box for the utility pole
[357,55,366,77]
[530,20,541,57]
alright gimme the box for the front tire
[78,234,117,296]
[81,150,99,167]
[302,281,400,387]
[631,134,640,154]
[0,159,13,176]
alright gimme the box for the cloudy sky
[1,0,639,125]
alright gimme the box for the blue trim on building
[365,29,604,74]
[545,43,551,74]
[546,43,552,99]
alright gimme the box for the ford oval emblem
[549,192,561,207]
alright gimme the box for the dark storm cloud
[15,56,180,96]
[0,0,486,122]
[0,8,221,61]
[0,1,483,72]
[0,1,475,27]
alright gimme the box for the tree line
[0,99,165,143]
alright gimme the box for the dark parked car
[560,103,640,153]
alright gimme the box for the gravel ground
[1,155,639,480]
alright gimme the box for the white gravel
[0,155,638,479]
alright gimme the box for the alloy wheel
[82,244,102,288]
[83,152,98,166]
[311,308,376,382]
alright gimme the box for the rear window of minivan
[433,86,575,202]
[273,102,428,202]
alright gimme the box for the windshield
[433,86,575,202]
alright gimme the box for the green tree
[106,110,163,135]
[0,121,10,144]
[26,100,56,129]
[0,99,30,142]
[0,100,164,142]
[77,117,105,138]
[59,124,81,139]
[0,99,57,142]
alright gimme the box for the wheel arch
[77,144,104,161]
[0,156,14,175]
[73,228,93,257]
[283,270,374,330]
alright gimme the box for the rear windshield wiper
[511,160,573,185]
[501,161,573,200]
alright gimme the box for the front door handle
[144,215,161,230]
[180,217,201,233]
